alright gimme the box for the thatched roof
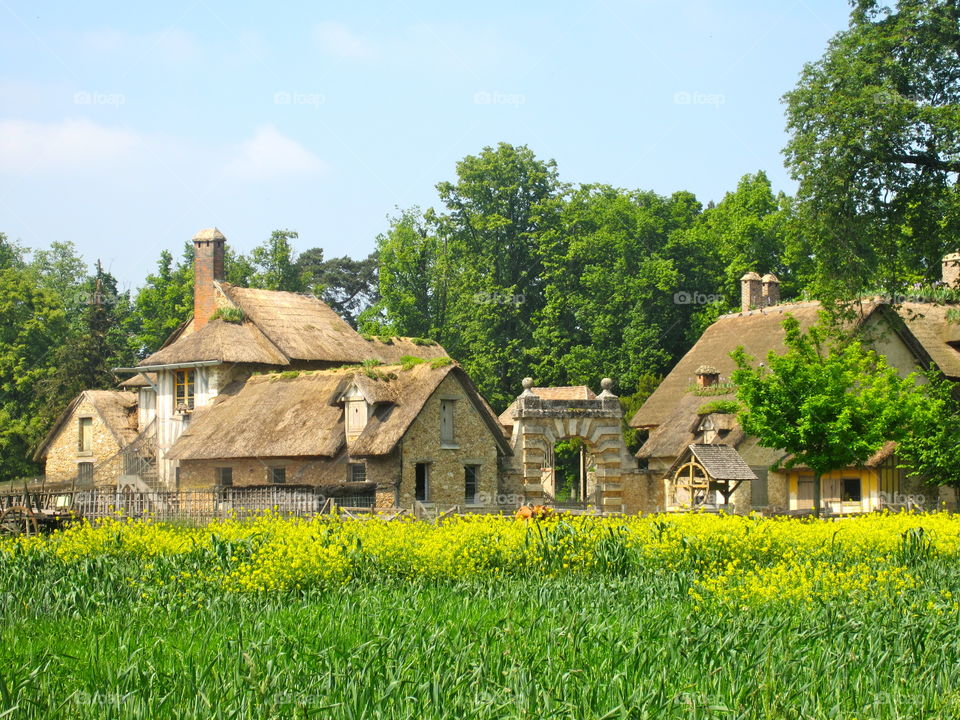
[34,390,138,460]
[631,302,828,430]
[666,444,757,481]
[140,318,287,367]
[499,386,597,428]
[137,283,452,371]
[362,336,449,363]
[631,298,960,463]
[220,283,375,364]
[896,303,960,378]
[119,372,156,388]
[167,362,510,461]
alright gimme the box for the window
[464,465,479,504]
[842,477,862,503]
[174,369,196,410]
[77,461,93,486]
[216,467,233,487]
[269,467,286,484]
[78,417,93,453]
[415,463,430,502]
[440,400,456,446]
[348,463,367,483]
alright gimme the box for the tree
[897,369,960,487]
[783,0,960,301]
[297,248,379,327]
[731,314,914,516]
[130,246,194,356]
[530,186,704,395]
[249,229,307,292]
[369,208,448,339]
[0,267,67,480]
[679,172,801,303]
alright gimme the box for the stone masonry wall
[44,398,123,487]
[397,374,499,508]
[178,453,397,492]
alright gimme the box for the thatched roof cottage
[630,267,960,514]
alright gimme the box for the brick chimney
[740,272,762,313]
[761,273,780,306]
[943,252,960,288]
[193,228,226,330]
[695,365,720,388]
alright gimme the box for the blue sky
[0,0,851,290]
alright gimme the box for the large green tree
[732,314,915,516]
[297,248,379,327]
[0,265,68,480]
[784,0,960,300]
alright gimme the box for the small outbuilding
[664,443,756,511]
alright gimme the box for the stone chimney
[943,252,960,288]
[761,273,780,307]
[740,272,762,313]
[193,228,226,331]
[695,365,720,388]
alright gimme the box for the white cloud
[313,21,378,60]
[0,118,144,173]
[224,125,326,180]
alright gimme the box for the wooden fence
[0,487,376,524]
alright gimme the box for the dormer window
[174,369,195,411]
[342,385,369,440]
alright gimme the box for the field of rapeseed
[2,512,960,719]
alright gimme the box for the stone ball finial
[601,377,613,391]
[522,377,534,390]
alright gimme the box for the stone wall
[178,453,397,492]
[396,374,499,508]
[44,398,123,487]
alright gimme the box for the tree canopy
[731,314,916,515]
[784,0,960,300]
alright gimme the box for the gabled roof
[667,444,757,481]
[140,319,287,367]
[167,362,510,461]
[631,298,960,462]
[630,302,829,430]
[137,284,451,370]
[499,386,598,428]
[34,390,138,460]
[220,283,375,364]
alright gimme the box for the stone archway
[501,378,639,513]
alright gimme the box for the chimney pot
[695,364,720,388]
[193,227,226,331]
[761,273,781,307]
[740,272,762,313]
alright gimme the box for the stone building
[34,390,139,487]
[630,258,960,514]
[37,227,512,509]
[167,361,510,508]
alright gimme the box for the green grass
[2,555,960,719]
